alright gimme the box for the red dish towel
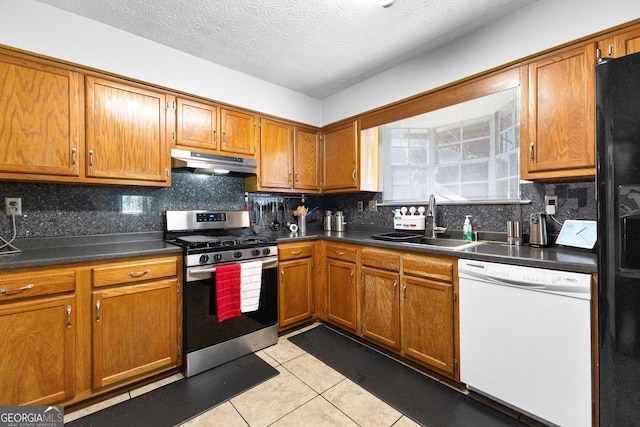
[216,263,241,322]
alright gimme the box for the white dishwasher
[458,259,592,427]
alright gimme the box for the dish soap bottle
[463,215,473,241]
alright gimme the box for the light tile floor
[65,324,422,426]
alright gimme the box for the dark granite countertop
[0,232,182,270]
[274,228,597,274]
[0,228,597,274]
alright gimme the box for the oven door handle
[189,257,278,275]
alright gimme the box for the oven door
[183,257,278,355]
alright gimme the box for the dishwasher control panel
[458,259,591,299]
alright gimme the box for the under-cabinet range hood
[171,148,257,176]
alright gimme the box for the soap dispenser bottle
[463,215,473,241]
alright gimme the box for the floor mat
[288,324,526,427]
[66,353,279,427]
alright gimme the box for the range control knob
[262,248,271,255]
[214,253,223,262]
[252,249,261,256]
[234,251,243,259]
[199,254,209,264]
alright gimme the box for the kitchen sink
[371,232,483,249]
[417,237,484,249]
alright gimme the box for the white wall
[321,0,640,125]
[0,0,322,127]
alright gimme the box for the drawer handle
[96,300,101,323]
[290,250,302,256]
[403,283,407,300]
[0,283,35,294]
[66,305,72,329]
[335,251,345,256]
[128,269,151,278]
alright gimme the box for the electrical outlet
[357,201,364,212]
[5,197,22,216]
[368,200,378,212]
[544,195,558,215]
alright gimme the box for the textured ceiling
[34,0,539,99]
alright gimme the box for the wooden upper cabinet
[220,108,256,157]
[85,76,169,186]
[0,52,82,180]
[323,121,358,191]
[294,126,322,191]
[521,43,596,180]
[175,97,218,151]
[616,28,640,56]
[599,26,640,59]
[258,119,293,189]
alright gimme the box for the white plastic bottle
[463,215,473,241]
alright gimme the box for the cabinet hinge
[453,290,457,302]
[177,283,181,293]
[454,359,459,373]
[311,260,315,269]
[177,345,182,356]
[172,131,176,141]
[311,303,315,313]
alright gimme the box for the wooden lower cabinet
[92,279,178,389]
[361,266,400,350]
[401,275,455,376]
[0,254,182,407]
[360,248,402,350]
[325,243,358,332]
[0,295,76,405]
[278,242,315,330]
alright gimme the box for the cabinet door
[279,258,313,329]
[176,97,218,150]
[85,76,169,185]
[522,44,596,179]
[0,295,75,405]
[259,119,293,189]
[323,121,358,191]
[0,53,81,179]
[294,126,321,191]
[614,27,640,57]
[220,109,256,157]
[326,259,357,332]
[361,266,400,350]
[401,276,455,376]
[92,279,178,388]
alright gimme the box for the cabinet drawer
[92,256,178,288]
[0,268,76,302]
[361,249,400,271]
[326,243,357,263]
[402,254,454,283]
[278,242,314,261]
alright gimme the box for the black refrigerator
[596,51,640,425]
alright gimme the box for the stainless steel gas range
[165,210,278,377]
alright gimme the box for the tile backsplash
[0,171,595,241]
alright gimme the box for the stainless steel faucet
[426,194,447,238]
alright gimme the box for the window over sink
[378,87,520,203]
